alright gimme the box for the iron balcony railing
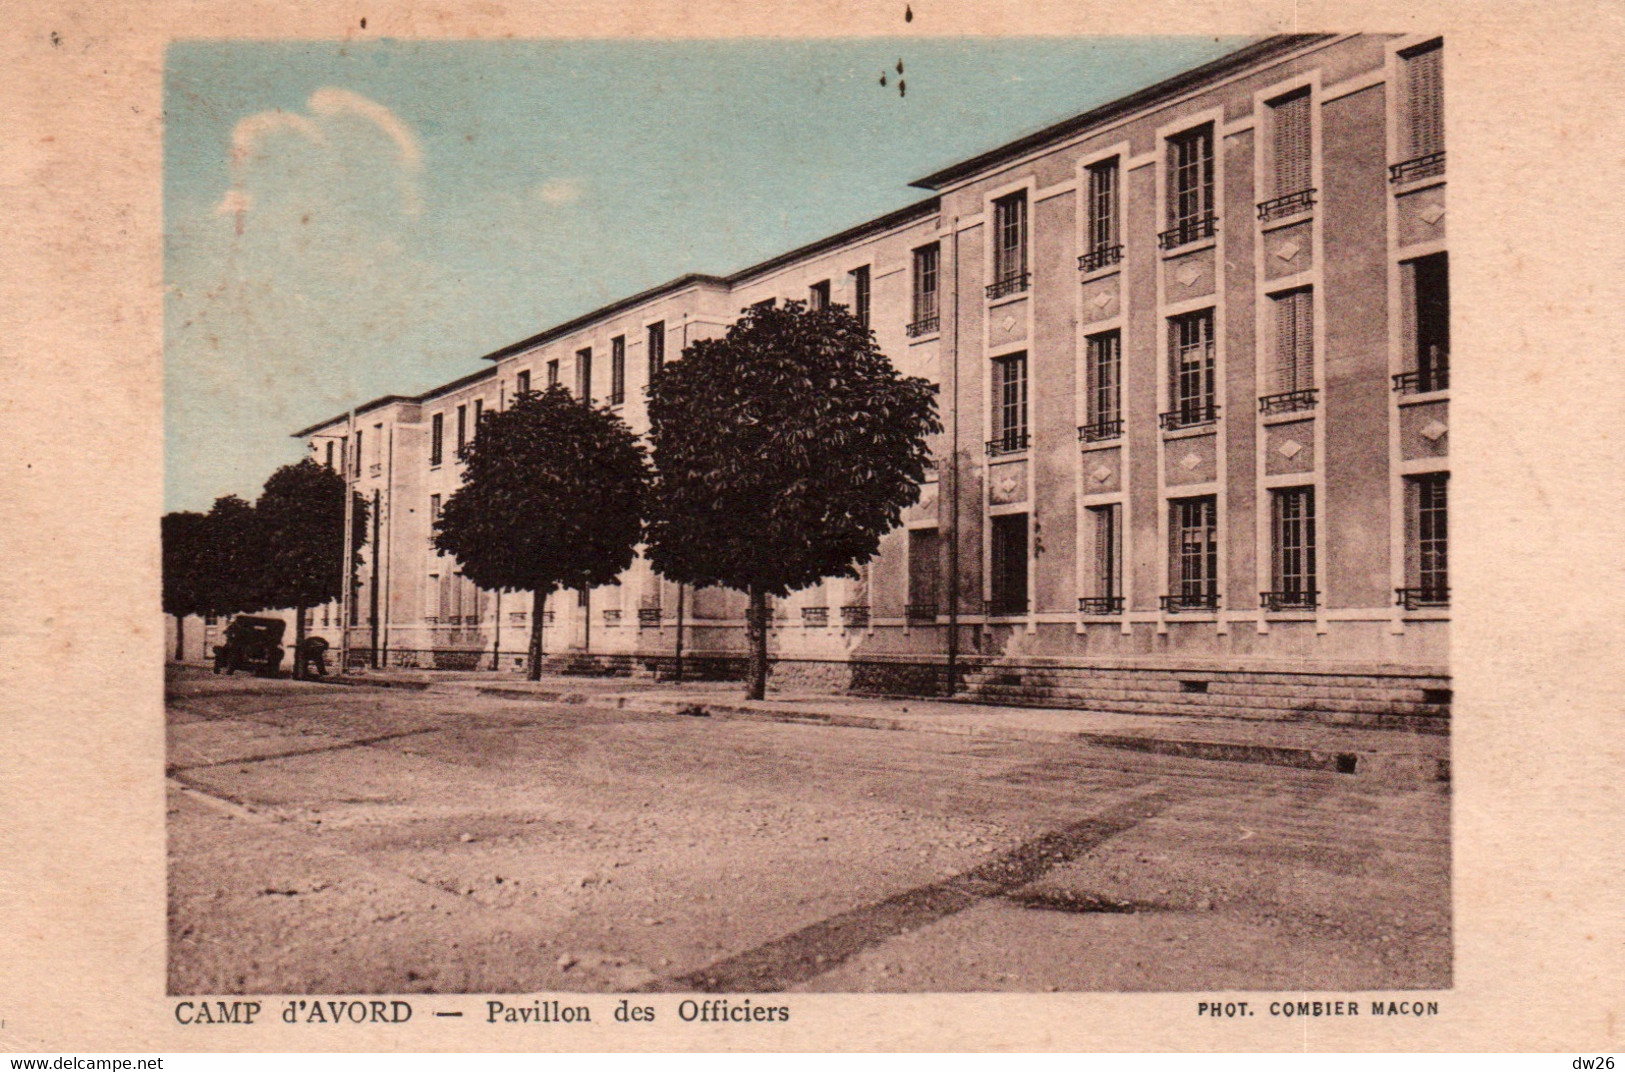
[986,431,1031,457]
[1158,213,1218,250]
[1078,418,1123,443]
[1256,188,1316,222]
[1078,596,1125,615]
[985,272,1030,301]
[602,609,622,626]
[1160,403,1220,431]
[906,313,940,337]
[1390,151,1445,184]
[1396,585,1450,610]
[840,605,870,629]
[423,615,439,625]
[1161,591,1220,613]
[801,606,829,627]
[1078,244,1124,273]
[541,610,556,624]
[1260,589,1319,612]
[984,597,1029,618]
[637,608,662,628]
[1393,360,1450,394]
[905,603,938,623]
[1259,389,1318,415]
[509,611,527,624]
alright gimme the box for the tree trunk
[745,585,768,701]
[293,605,307,680]
[529,589,546,681]
[175,615,186,662]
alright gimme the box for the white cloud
[215,88,423,219]
[533,178,583,206]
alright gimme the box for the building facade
[237,34,1449,719]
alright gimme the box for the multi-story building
[265,34,1449,722]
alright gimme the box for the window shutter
[1406,45,1444,158]
[1273,91,1312,196]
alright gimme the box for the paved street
[167,667,1450,994]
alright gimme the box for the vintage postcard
[1,0,1621,1055]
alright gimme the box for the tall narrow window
[1163,124,1216,248]
[1266,487,1317,610]
[1401,474,1449,608]
[610,335,626,405]
[1396,253,1449,393]
[1083,331,1122,440]
[1167,496,1219,611]
[456,404,467,450]
[988,351,1028,455]
[1082,504,1123,613]
[1264,288,1316,410]
[989,513,1029,616]
[354,429,363,475]
[1402,40,1444,163]
[472,398,483,431]
[1166,310,1217,428]
[430,414,443,466]
[989,192,1028,297]
[848,266,871,328]
[576,348,592,402]
[430,493,441,521]
[546,359,559,387]
[909,244,939,335]
[808,280,831,311]
[427,573,439,621]
[325,441,334,469]
[647,322,665,380]
[515,369,530,395]
[1272,89,1313,199]
[1083,158,1121,270]
[906,527,941,621]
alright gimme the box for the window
[472,398,483,431]
[1272,89,1313,199]
[751,298,776,313]
[808,280,831,311]
[909,244,940,335]
[354,429,363,475]
[1165,310,1217,428]
[430,493,441,520]
[430,413,443,466]
[325,440,334,469]
[647,321,665,379]
[989,513,1029,616]
[1163,124,1216,248]
[547,359,559,387]
[576,347,593,402]
[456,404,467,450]
[610,335,626,405]
[1263,288,1316,411]
[1167,496,1219,610]
[1266,487,1317,610]
[516,369,530,395]
[1398,40,1444,175]
[988,351,1028,455]
[427,574,439,621]
[989,192,1029,297]
[1401,474,1449,608]
[1082,504,1123,613]
[906,527,940,620]
[1082,158,1121,270]
[848,266,871,328]
[1082,331,1122,440]
[1395,252,1450,393]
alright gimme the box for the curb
[476,686,1448,787]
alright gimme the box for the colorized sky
[164,36,1247,513]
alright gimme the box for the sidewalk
[330,667,1449,788]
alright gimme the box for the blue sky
[163,36,1246,512]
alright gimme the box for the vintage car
[212,616,286,677]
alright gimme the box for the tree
[432,384,649,681]
[161,510,211,660]
[644,299,941,700]
[256,459,368,679]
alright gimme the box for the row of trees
[162,461,369,678]
[165,300,940,699]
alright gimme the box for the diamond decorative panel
[1277,438,1304,459]
[1092,464,1112,484]
[1002,314,1017,332]
[1180,451,1202,471]
[1176,263,1201,287]
[1092,290,1113,309]
[1419,203,1445,226]
[1419,419,1448,441]
[1274,239,1301,262]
